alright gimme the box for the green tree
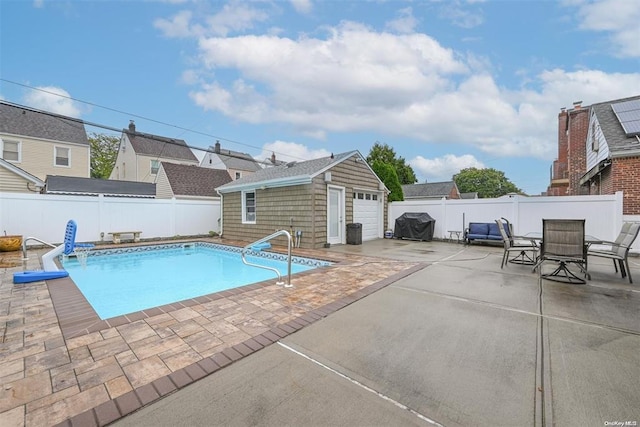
[371,160,403,201]
[366,142,417,185]
[89,133,120,179]
[453,167,522,198]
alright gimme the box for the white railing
[241,230,293,288]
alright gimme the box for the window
[591,121,599,152]
[151,160,160,175]
[235,171,242,180]
[365,193,371,200]
[357,192,364,199]
[54,146,70,167]
[372,194,378,201]
[242,191,256,223]
[1,139,20,162]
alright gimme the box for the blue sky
[1,0,639,195]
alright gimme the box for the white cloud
[573,0,640,57]
[256,141,331,164]
[24,86,81,117]
[439,2,484,29]
[33,0,44,8]
[410,154,484,182]
[170,10,640,162]
[205,2,269,37]
[385,7,418,34]
[290,0,313,14]
[154,10,201,38]
[155,3,269,38]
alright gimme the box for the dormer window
[151,160,160,175]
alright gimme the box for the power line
[0,78,310,162]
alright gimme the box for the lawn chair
[495,219,538,268]
[538,219,589,284]
[587,222,640,283]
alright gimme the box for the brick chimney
[128,120,136,133]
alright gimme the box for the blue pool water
[61,243,329,319]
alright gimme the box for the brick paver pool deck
[0,238,423,426]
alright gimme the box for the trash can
[346,223,362,245]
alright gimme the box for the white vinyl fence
[0,192,221,246]
[389,192,640,251]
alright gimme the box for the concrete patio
[2,238,640,426]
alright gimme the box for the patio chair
[587,222,640,283]
[495,219,538,268]
[538,219,589,284]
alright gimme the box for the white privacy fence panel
[0,192,221,246]
[388,192,636,250]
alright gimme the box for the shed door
[353,191,382,241]
[327,187,344,245]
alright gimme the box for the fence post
[170,197,177,237]
[440,197,447,239]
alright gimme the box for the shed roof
[161,162,232,197]
[217,151,366,193]
[45,175,156,197]
[0,101,88,145]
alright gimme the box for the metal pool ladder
[242,230,293,288]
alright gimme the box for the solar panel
[611,99,640,136]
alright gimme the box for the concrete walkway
[114,240,640,427]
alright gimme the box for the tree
[89,133,120,179]
[366,142,417,185]
[453,167,522,198]
[371,160,403,201]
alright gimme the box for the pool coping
[50,241,332,340]
[51,255,427,426]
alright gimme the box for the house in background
[197,141,262,180]
[155,162,232,199]
[44,175,155,198]
[110,121,199,183]
[0,158,45,193]
[547,95,640,214]
[402,181,461,200]
[217,151,388,249]
[0,101,90,193]
[460,192,478,199]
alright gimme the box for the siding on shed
[221,153,387,248]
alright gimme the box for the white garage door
[353,191,381,241]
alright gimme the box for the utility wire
[0,78,309,162]
[0,99,281,164]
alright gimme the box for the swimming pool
[61,242,331,319]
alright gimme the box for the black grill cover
[394,212,435,241]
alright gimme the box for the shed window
[242,190,256,223]
[1,139,20,162]
[54,146,70,167]
[235,171,242,180]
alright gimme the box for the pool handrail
[242,230,293,288]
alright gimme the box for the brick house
[547,95,640,214]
